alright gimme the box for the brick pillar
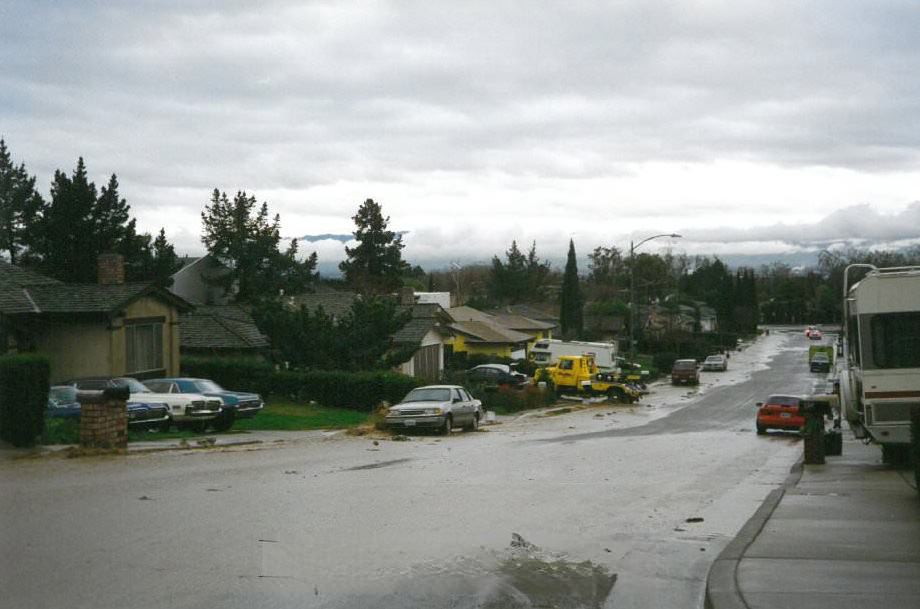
[78,388,128,449]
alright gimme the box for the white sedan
[702,354,728,372]
[385,385,482,434]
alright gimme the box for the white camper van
[530,339,619,371]
[839,265,920,462]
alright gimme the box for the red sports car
[756,395,804,434]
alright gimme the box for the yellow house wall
[34,321,111,384]
[32,296,180,383]
[449,333,515,358]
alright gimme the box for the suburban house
[170,254,233,305]
[0,255,191,383]
[486,311,556,350]
[392,302,452,382]
[446,306,533,359]
[169,255,269,358]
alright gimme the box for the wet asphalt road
[1,332,821,609]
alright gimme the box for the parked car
[47,385,171,431]
[809,329,823,340]
[805,325,817,338]
[671,359,700,385]
[47,385,82,419]
[66,377,222,431]
[702,354,728,372]
[144,378,264,431]
[385,385,482,434]
[755,395,804,434]
[809,352,831,373]
[466,364,527,388]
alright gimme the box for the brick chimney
[97,253,125,285]
[399,286,415,306]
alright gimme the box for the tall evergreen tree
[339,198,407,294]
[201,189,316,303]
[0,138,43,264]
[560,239,583,338]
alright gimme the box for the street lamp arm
[632,233,682,253]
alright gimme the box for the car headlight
[423,408,443,415]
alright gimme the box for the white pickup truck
[67,377,223,431]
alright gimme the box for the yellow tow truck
[543,355,642,403]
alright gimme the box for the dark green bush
[181,356,422,412]
[473,384,556,414]
[0,354,50,447]
[652,351,679,374]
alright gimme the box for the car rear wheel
[159,419,171,433]
[463,413,479,432]
[440,415,453,436]
[756,424,766,435]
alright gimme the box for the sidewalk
[707,437,920,609]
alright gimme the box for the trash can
[802,400,827,465]
[824,429,843,456]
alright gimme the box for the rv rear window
[870,312,920,369]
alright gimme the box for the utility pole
[629,233,682,362]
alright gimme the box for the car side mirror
[756,402,763,408]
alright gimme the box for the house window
[125,320,164,375]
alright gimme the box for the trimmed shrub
[474,383,556,414]
[652,351,679,375]
[181,356,423,412]
[0,354,50,447]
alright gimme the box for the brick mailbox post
[78,386,130,449]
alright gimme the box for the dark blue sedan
[47,386,171,431]
[143,378,263,431]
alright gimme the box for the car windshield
[49,386,77,404]
[116,378,152,393]
[402,388,451,403]
[192,380,224,393]
[812,354,828,360]
[674,361,696,369]
[705,356,721,362]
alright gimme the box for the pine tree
[338,198,407,294]
[0,139,43,264]
[560,239,583,338]
[201,189,316,303]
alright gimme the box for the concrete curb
[704,458,804,609]
[128,439,264,454]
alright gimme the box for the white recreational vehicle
[530,339,619,371]
[839,265,920,462]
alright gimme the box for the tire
[756,424,766,435]
[440,415,453,436]
[159,419,172,433]
[188,421,208,434]
[607,388,622,403]
[463,413,479,432]
[212,411,235,432]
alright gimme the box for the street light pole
[628,233,682,363]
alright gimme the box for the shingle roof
[489,312,556,332]
[0,261,191,315]
[288,290,359,320]
[392,317,438,345]
[486,303,560,324]
[449,320,532,345]
[180,305,269,350]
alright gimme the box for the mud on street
[1,331,817,609]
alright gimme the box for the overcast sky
[2,1,919,271]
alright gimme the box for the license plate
[403,419,416,426]
[781,412,791,418]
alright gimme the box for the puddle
[319,534,616,609]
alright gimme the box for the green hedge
[0,354,50,447]
[181,356,423,412]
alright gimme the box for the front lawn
[40,400,369,445]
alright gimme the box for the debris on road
[685,516,704,523]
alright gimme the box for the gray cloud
[2,1,920,270]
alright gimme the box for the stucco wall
[34,321,111,384]
[33,295,181,382]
